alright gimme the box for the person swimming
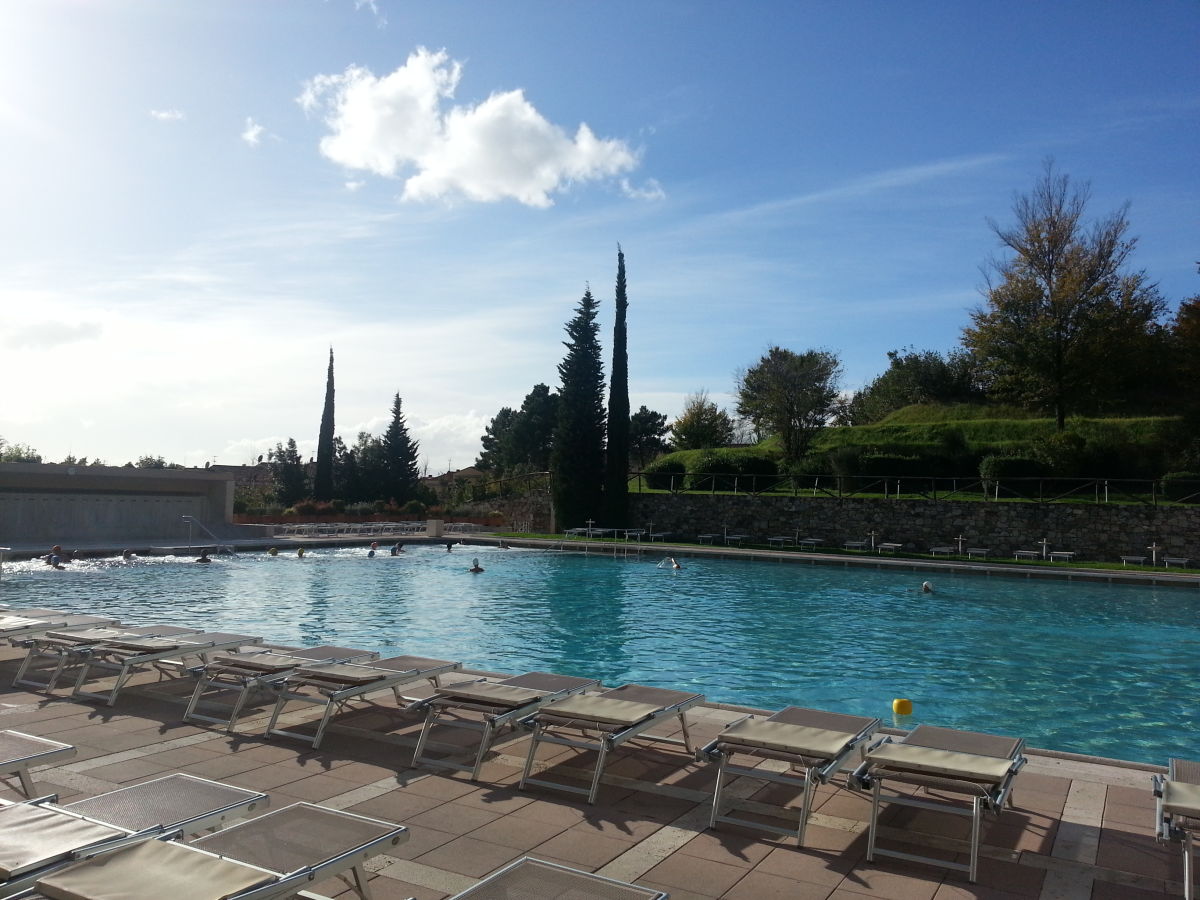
[297,547,305,558]
[268,547,278,556]
[121,549,135,561]
[196,550,212,564]
[469,558,484,573]
[921,581,933,593]
[391,542,404,555]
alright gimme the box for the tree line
[477,162,1198,507]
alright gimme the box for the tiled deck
[0,644,1187,899]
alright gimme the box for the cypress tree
[382,393,421,505]
[603,245,630,525]
[550,288,606,530]
[313,348,336,501]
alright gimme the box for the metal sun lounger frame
[12,625,204,692]
[183,645,381,732]
[265,655,462,749]
[69,632,265,706]
[698,706,880,846]
[852,724,1027,883]
[13,802,406,900]
[411,671,599,780]
[1154,757,1200,900]
[446,857,667,899]
[518,684,705,804]
[0,731,76,799]
[0,772,267,897]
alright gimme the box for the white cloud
[3,321,101,350]
[299,48,639,207]
[344,180,365,192]
[620,178,666,201]
[149,109,184,122]
[241,117,265,146]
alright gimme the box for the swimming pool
[2,545,1196,764]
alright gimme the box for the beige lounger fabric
[434,682,546,707]
[538,695,661,727]
[0,805,123,880]
[1165,780,1200,819]
[867,742,1014,784]
[720,719,860,758]
[36,840,273,900]
[450,857,663,899]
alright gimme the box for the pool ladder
[181,516,237,556]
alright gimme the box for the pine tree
[381,393,421,505]
[551,288,606,530]
[313,348,336,501]
[603,246,630,526]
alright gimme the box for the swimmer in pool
[669,557,682,569]
[297,547,305,558]
[921,581,933,593]
[196,550,212,564]
[391,542,404,555]
[469,558,484,573]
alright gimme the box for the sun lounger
[1154,758,1200,899]
[698,706,880,845]
[13,626,203,692]
[70,632,264,706]
[852,724,1026,882]
[265,654,461,749]
[0,614,119,645]
[183,645,380,732]
[518,683,704,804]
[412,671,599,779]
[0,732,75,799]
[19,802,404,900]
[446,857,667,899]
[0,772,267,896]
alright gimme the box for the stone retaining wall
[629,494,1199,561]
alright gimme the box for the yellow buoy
[892,698,913,715]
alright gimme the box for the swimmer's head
[921,581,933,593]
[268,547,278,556]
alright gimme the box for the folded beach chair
[852,724,1026,883]
[70,632,264,706]
[0,614,119,645]
[19,802,405,900]
[446,857,667,899]
[265,654,461,749]
[1154,758,1200,899]
[0,731,75,799]
[13,625,203,692]
[412,671,599,779]
[518,683,704,804]
[698,706,880,846]
[183,645,380,732]
[0,772,267,896]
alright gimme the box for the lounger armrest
[851,735,895,789]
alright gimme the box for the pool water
[2,545,1196,764]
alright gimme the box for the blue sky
[1,1,1196,472]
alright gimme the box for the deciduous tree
[669,390,734,450]
[550,288,606,529]
[735,347,841,462]
[963,161,1167,429]
[839,348,981,425]
[629,406,670,467]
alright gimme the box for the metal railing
[181,516,236,555]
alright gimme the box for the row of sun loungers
[5,606,1198,894]
[272,521,426,537]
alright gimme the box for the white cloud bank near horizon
[298,48,641,207]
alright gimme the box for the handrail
[180,516,236,555]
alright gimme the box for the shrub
[293,498,320,516]
[978,455,1045,481]
[1161,472,1200,502]
[857,454,925,477]
[400,499,426,516]
[330,498,346,514]
[643,457,686,490]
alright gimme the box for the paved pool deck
[0,643,1188,900]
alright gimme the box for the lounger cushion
[1164,780,1200,819]
[0,805,124,879]
[719,719,858,758]
[102,637,184,652]
[0,616,44,630]
[540,695,661,727]
[209,652,303,674]
[435,682,546,707]
[36,840,275,900]
[867,742,1016,785]
[294,662,389,684]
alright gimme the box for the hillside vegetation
[643,404,1193,482]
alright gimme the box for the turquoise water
[2,545,1196,764]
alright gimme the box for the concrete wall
[628,494,1200,561]
[0,463,235,545]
